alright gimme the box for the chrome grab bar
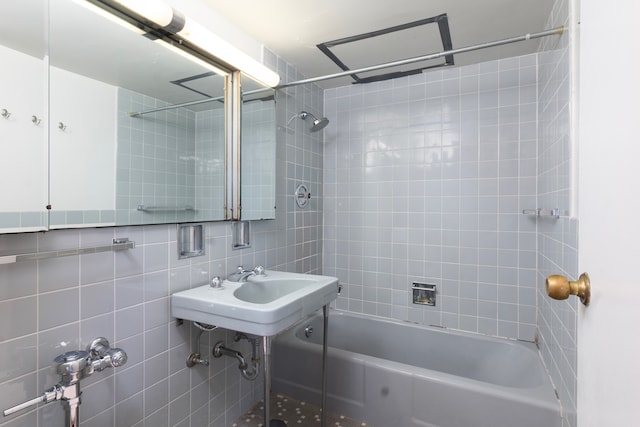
[522,208,561,219]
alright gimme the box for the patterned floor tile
[231,393,373,427]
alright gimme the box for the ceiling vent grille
[317,13,454,84]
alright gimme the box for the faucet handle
[254,265,265,275]
[210,276,222,288]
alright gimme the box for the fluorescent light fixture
[109,0,280,87]
[113,0,174,27]
[178,19,280,87]
[152,38,229,77]
[72,0,146,34]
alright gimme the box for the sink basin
[234,279,316,304]
[170,270,339,336]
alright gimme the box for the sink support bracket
[262,304,329,427]
[321,304,329,427]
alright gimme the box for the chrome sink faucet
[227,265,265,282]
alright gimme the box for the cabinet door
[0,0,49,233]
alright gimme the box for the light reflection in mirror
[48,0,228,228]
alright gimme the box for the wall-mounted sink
[171,270,339,336]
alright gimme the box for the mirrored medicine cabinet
[0,0,276,234]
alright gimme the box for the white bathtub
[273,310,562,427]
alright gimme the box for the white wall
[577,0,640,426]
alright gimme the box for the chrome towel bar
[0,238,135,264]
[137,204,195,212]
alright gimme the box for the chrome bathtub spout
[227,265,265,282]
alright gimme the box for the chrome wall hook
[31,115,41,125]
[58,122,67,131]
[1,108,10,119]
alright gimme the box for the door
[577,0,640,425]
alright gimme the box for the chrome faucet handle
[228,265,263,282]
[210,276,222,288]
[87,337,110,359]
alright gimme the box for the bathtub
[273,310,561,427]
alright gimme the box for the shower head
[288,111,330,132]
[302,112,330,132]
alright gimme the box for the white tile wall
[0,49,324,427]
[324,54,539,341]
[537,0,578,426]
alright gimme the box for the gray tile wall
[195,107,227,222]
[323,54,539,341]
[241,99,277,220]
[116,88,199,225]
[537,0,578,425]
[0,50,324,427]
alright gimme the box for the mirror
[0,0,48,232]
[240,76,276,220]
[48,0,228,228]
[0,0,278,233]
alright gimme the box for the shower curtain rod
[279,26,565,88]
[129,26,564,117]
[127,90,268,117]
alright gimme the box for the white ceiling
[203,0,556,89]
[1,0,558,103]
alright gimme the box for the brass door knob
[545,273,591,306]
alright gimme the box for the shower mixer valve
[3,337,127,426]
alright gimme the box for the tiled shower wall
[0,50,324,427]
[323,54,539,341]
[536,0,578,425]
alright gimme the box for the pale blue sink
[171,270,339,336]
